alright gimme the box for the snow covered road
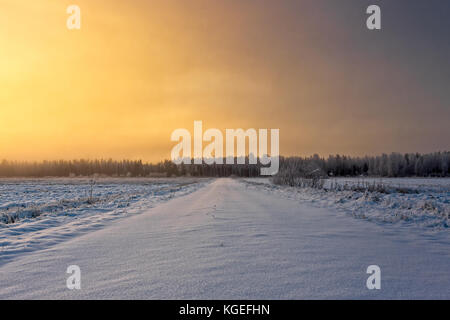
[0,178,448,299]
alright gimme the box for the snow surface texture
[0,178,448,299]
[0,178,211,265]
[243,177,450,231]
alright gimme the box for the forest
[0,151,448,178]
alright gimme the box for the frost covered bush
[326,179,422,194]
[272,157,326,189]
[0,205,43,224]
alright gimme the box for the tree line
[0,151,448,178]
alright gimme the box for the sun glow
[1,1,447,162]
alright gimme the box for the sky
[0,0,449,162]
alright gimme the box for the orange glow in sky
[1,1,448,162]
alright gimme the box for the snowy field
[0,178,211,265]
[0,178,448,299]
[243,177,450,231]
[0,177,448,299]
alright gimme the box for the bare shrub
[272,158,327,189]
